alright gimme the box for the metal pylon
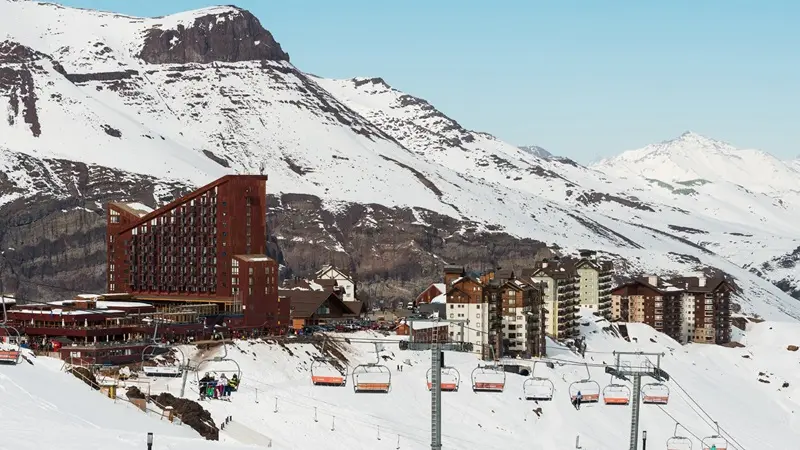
[431,320,442,449]
[606,351,668,450]
[629,374,641,449]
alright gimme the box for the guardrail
[62,363,182,425]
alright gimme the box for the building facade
[315,265,357,303]
[574,250,614,319]
[444,268,487,354]
[482,271,545,358]
[611,276,683,341]
[668,276,732,345]
[524,258,580,341]
[611,275,732,345]
[415,283,446,304]
[106,175,283,331]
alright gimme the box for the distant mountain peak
[661,131,733,152]
[518,145,553,159]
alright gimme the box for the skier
[199,373,214,399]
[710,446,716,450]
[229,374,239,392]
[217,374,229,399]
[574,391,583,410]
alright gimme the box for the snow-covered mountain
[0,1,799,318]
[519,145,554,159]
[594,131,800,194]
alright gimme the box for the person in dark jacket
[199,373,215,399]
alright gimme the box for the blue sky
[60,0,799,162]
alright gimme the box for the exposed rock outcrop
[138,9,289,64]
[150,393,219,440]
[68,366,99,390]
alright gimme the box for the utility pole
[430,318,442,450]
[607,351,668,450]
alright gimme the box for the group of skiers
[199,373,239,400]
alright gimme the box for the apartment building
[668,276,732,345]
[523,258,580,341]
[481,269,546,358]
[441,266,545,359]
[611,275,732,345]
[106,175,285,331]
[443,266,487,353]
[574,250,614,319]
[611,276,683,341]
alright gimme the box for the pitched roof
[666,276,728,293]
[524,260,577,279]
[343,301,366,315]
[315,265,353,281]
[278,289,343,319]
[280,278,325,291]
[494,268,515,281]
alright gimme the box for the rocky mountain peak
[518,145,553,159]
[138,7,289,65]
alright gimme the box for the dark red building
[106,175,284,331]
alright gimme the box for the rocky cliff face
[0,152,188,302]
[138,8,290,64]
[0,152,552,304]
[0,40,66,138]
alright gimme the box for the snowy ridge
[0,1,799,316]
[593,131,800,194]
[129,312,800,449]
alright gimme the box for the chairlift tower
[430,317,442,450]
[606,351,668,450]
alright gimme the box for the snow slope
[1,1,799,317]
[0,354,260,450]
[594,131,800,194]
[131,312,800,449]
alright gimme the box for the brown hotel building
[106,175,286,331]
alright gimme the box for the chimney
[698,276,706,287]
[647,275,658,286]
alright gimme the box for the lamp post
[147,432,153,450]
[642,430,647,450]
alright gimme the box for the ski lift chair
[426,366,460,391]
[195,355,243,399]
[701,436,728,450]
[602,374,631,405]
[568,362,600,403]
[701,424,728,450]
[311,337,346,386]
[141,344,182,378]
[641,382,670,404]
[352,343,391,393]
[523,360,554,401]
[471,364,506,392]
[0,325,22,365]
[667,423,693,450]
[311,359,347,386]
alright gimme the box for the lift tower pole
[606,351,668,450]
[430,318,442,450]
